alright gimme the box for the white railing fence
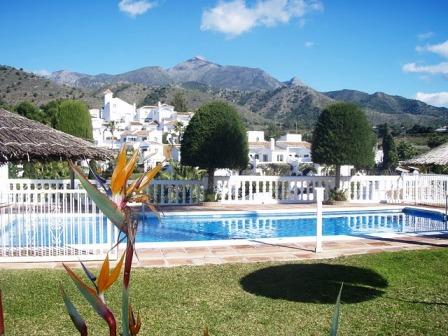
[215,175,335,204]
[149,180,204,205]
[1,174,448,262]
[216,174,448,206]
[7,179,204,206]
[7,178,85,191]
[5,174,448,207]
[0,189,118,262]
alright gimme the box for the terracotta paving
[129,233,448,267]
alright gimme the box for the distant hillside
[0,65,99,107]
[2,63,447,132]
[48,57,283,91]
[324,89,448,126]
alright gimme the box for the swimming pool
[1,208,446,246]
[137,208,447,242]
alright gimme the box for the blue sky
[1,0,447,106]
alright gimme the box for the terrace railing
[148,180,204,205]
[6,179,204,206]
[215,174,448,206]
[5,174,448,207]
[215,175,335,204]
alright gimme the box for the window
[304,154,309,158]
[263,154,268,162]
[277,154,284,162]
[255,154,259,160]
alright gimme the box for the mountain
[48,57,283,91]
[324,89,448,126]
[0,65,100,107]
[2,63,448,131]
[283,76,307,87]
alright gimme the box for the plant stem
[0,289,4,336]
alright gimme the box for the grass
[1,248,448,335]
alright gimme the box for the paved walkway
[2,233,447,270]
[131,233,448,268]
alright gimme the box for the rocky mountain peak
[285,76,306,87]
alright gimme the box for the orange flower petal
[104,252,125,291]
[110,146,127,194]
[96,254,110,293]
[135,163,163,192]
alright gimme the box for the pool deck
[1,203,447,270]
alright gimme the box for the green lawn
[1,248,448,335]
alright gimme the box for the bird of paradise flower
[61,145,163,336]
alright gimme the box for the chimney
[270,138,275,151]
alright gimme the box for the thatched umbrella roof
[403,142,448,166]
[0,108,113,164]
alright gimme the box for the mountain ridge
[1,62,447,131]
[48,57,284,91]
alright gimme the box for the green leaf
[330,283,344,336]
[60,287,88,336]
[63,264,117,335]
[69,161,126,230]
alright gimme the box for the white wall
[247,131,265,142]
[103,92,136,123]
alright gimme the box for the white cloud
[118,0,155,17]
[417,32,434,40]
[304,41,314,48]
[425,40,448,58]
[402,62,448,75]
[201,0,323,37]
[416,40,448,58]
[415,92,448,107]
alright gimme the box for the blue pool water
[1,209,446,246]
[135,208,447,243]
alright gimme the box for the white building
[102,89,136,123]
[91,90,193,168]
[247,131,312,175]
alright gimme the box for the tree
[181,101,248,194]
[265,122,283,140]
[54,100,93,140]
[171,92,188,112]
[427,134,448,149]
[41,99,61,128]
[105,120,117,148]
[382,124,398,171]
[15,101,47,123]
[311,103,375,189]
[397,141,418,160]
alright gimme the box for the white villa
[247,131,312,175]
[91,90,193,169]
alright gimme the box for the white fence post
[315,187,324,253]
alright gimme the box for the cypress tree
[181,101,248,194]
[382,124,398,171]
[311,103,375,188]
[55,100,93,140]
